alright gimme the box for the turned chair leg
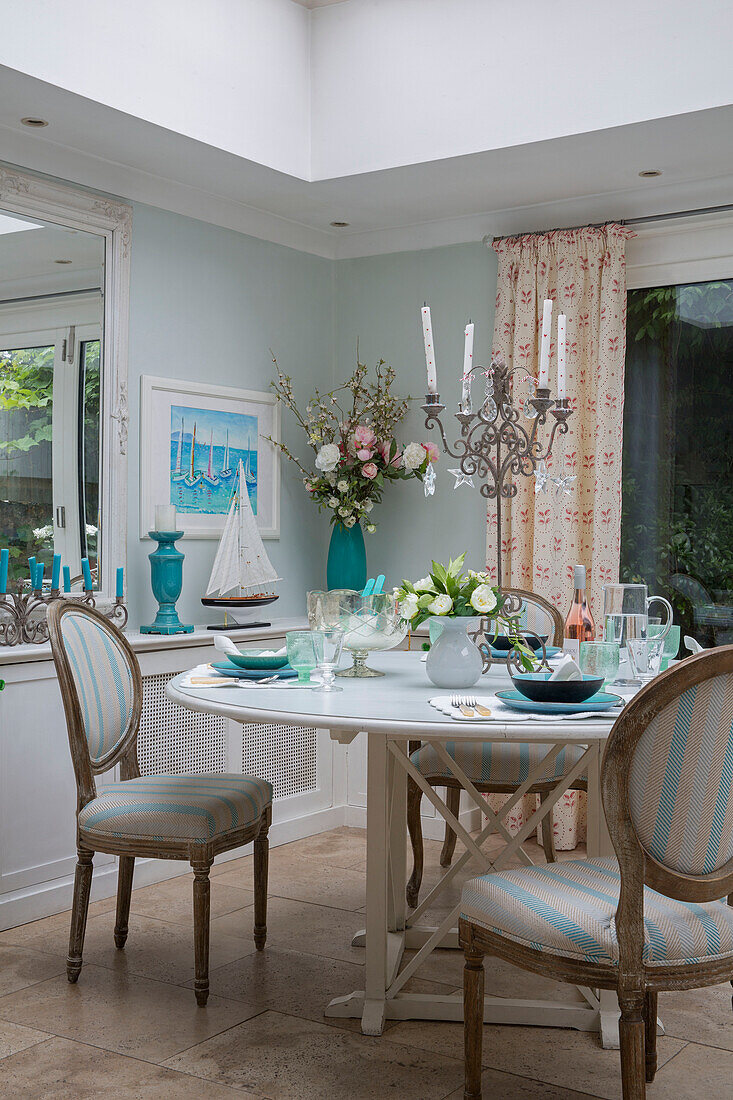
[114,856,135,949]
[192,860,213,1006]
[406,776,424,908]
[539,794,557,863]
[463,946,485,1100]
[440,787,461,867]
[619,991,646,1100]
[253,825,269,951]
[67,848,94,982]
[643,992,658,1082]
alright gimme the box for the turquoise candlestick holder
[140,531,194,635]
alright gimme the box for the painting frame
[139,375,280,539]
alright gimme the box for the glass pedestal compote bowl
[308,590,407,677]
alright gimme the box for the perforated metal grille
[137,673,227,776]
[241,723,317,801]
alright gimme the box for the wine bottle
[563,564,595,660]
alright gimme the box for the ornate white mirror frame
[0,164,131,606]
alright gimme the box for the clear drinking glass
[602,583,673,686]
[312,628,345,692]
[578,641,620,687]
[286,631,318,684]
[627,634,665,684]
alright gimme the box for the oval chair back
[48,601,142,810]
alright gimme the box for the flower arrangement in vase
[268,354,438,589]
[395,553,533,687]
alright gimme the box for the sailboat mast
[191,422,196,477]
[176,418,183,472]
[208,430,213,477]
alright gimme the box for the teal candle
[28,556,36,584]
[0,548,8,594]
[51,553,61,590]
[35,562,44,589]
[63,566,71,592]
[116,567,124,599]
[81,557,92,591]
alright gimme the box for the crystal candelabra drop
[421,358,573,588]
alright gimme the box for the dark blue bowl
[510,671,605,704]
[492,633,548,652]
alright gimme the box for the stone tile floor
[0,826,730,1097]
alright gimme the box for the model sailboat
[202,460,280,624]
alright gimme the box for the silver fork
[236,675,280,688]
[450,693,478,710]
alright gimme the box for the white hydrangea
[328,496,339,508]
[402,441,426,470]
[338,506,350,518]
[337,479,349,493]
[344,516,356,528]
[362,499,373,513]
[315,443,340,473]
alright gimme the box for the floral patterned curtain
[486,224,633,849]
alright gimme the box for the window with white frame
[621,217,733,648]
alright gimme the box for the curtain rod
[485,201,733,245]
[0,286,101,307]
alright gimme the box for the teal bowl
[225,650,289,671]
[511,671,604,704]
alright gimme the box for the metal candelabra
[0,581,128,647]
[421,358,573,589]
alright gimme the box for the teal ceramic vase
[326,521,367,591]
[140,531,194,634]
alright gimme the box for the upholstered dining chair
[406,588,585,907]
[459,645,733,1100]
[48,601,272,1006]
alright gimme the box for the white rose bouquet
[267,354,439,533]
[395,553,536,669]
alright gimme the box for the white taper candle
[557,313,567,398]
[539,298,552,388]
[462,321,474,405]
[421,305,438,393]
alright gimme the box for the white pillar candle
[462,321,474,406]
[539,298,553,388]
[421,305,438,393]
[557,313,567,398]
[155,504,177,531]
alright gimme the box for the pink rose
[362,462,378,480]
[378,441,390,464]
[354,425,377,450]
[390,450,402,468]
[422,442,439,463]
[356,447,374,461]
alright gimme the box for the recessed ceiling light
[54,259,72,265]
[20,117,49,128]
[330,220,350,228]
[638,169,662,178]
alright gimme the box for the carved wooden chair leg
[406,777,424,908]
[114,856,135,949]
[253,824,269,951]
[619,991,646,1100]
[67,848,94,982]
[463,945,485,1100]
[440,786,460,867]
[539,794,557,863]
[643,991,658,1082]
[192,859,213,1006]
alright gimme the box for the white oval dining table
[167,650,640,1046]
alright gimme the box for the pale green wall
[126,203,335,628]
[335,243,498,591]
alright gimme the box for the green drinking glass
[286,630,318,684]
[649,622,680,669]
[578,640,620,687]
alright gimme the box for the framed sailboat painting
[139,376,280,539]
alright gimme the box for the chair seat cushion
[78,773,272,845]
[410,740,586,787]
[461,857,733,967]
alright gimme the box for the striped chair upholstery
[629,673,733,875]
[60,609,135,763]
[78,774,273,844]
[460,857,733,967]
[410,740,586,786]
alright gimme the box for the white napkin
[213,636,286,658]
[684,635,705,655]
[550,655,583,681]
